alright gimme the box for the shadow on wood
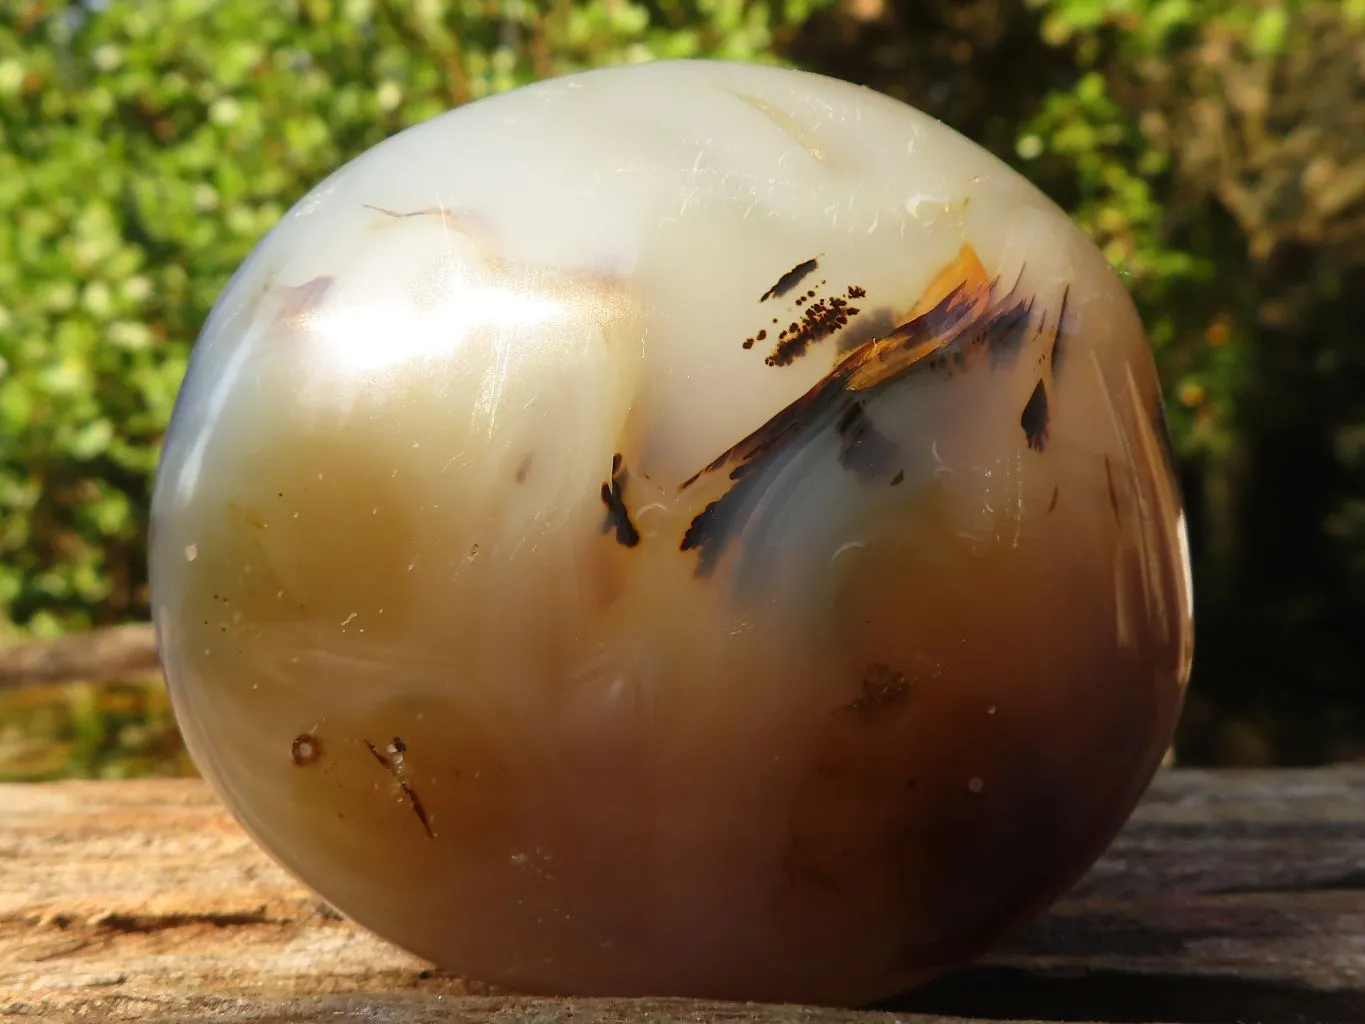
[888,964,1365,1024]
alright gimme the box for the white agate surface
[150,59,1193,1007]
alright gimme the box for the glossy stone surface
[149,59,1194,1007]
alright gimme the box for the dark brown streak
[760,257,820,302]
[364,738,435,840]
[1050,285,1071,375]
[1104,454,1121,522]
[1048,484,1060,513]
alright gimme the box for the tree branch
[0,623,161,691]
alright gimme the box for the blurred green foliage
[1022,0,1365,764]
[0,679,190,781]
[1,0,1362,774]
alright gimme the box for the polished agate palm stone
[149,59,1194,1007]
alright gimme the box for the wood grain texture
[2,769,1363,1023]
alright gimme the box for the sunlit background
[2,0,1362,778]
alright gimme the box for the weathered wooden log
[0,623,161,691]
[2,768,1364,1023]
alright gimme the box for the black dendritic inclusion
[837,401,898,481]
[1049,286,1071,376]
[1021,380,1050,451]
[760,257,820,302]
[600,453,641,548]
[764,285,865,367]
[983,294,1035,371]
[680,497,737,577]
[681,254,1067,576]
[745,269,866,365]
[364,737,435,839]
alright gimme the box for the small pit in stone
[292,733,323,766]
